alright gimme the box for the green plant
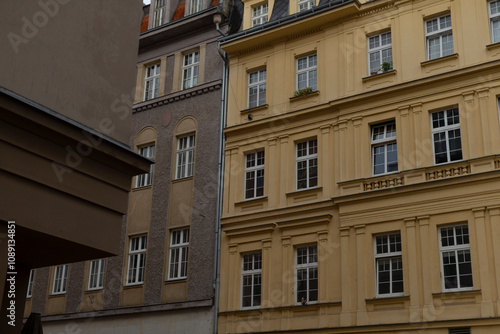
[294,87,313,97]
[382,61,392,71]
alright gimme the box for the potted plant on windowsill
[382,61,392,72]
[294,87,314,97]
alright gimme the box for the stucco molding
[133,80,222,112]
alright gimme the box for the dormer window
[298,0,315,12]
[190,0,203,14]
[252,3,268,27]
[153,0,166,27]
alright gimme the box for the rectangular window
[190,0,203,14]
[296,54,317,91]
[439,225,473,291]
[176,134,195,179]
[296,139,318,190]
[248,69,266,109]
[168,229,189,280]
[153,0,166,27]
[431,107,462,164]
[88,259,106,290]
[52,264,69,294]
[375,233,403,296]
[298,0,315,12]
[144,63,160,101]
[296,245,318,304]
[490,1,500,43]
[368,31,392,74]
[127,235,147,285]
[252,3,268,27]
[371,121,398,175]
[182,51,200,90]
[425,14,453,60]
[135,145,155,188]
[245,151,265,199]
[242,252,262,308]
[27,269,35,298]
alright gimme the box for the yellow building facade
[218,0,500,333]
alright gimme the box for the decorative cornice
[133,80,221,112]
[221,200,334,226]
[357,3,396,18]
[238,43,273,56]
[286,27,322,42]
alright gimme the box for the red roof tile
[140,13,149,33]
[172,1,185,21]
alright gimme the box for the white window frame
[252,3,268,27]
[27,269,35,298]
[182,51,200,90]
[88,259,106,290]
[168,229,190,280]
[425,14,453,60]
[374,233,403,297]
[176,134,195,179]
[153,0,166,27]
[248,69,266,109]
[144,63,161,101]
[296,139,318,190]
[371,121,398,175]
[190,0,203,14]
[245,151,265,200]
[135,144,155,188]
[298,0,315,12]
[367,31,392,75]
[296,54,317,91]
[431,107,462,165]
[439,224,473,292]
[241,252,262,309]
[490,1,500,44]
[295,245,318,304]
[52,264,69,295]
[126,235,147,286]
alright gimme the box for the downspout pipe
[213,11,228,334]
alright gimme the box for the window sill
[48,292,67,297]
[365,295,409,311]
[132,184,152,192]
[432,289,480,305]
[286,186,322,197]
[123,283,144,289]
[433,289,479,297]
[84,288,104,293]
[235,196,268,206]
[165,278,187,284]
[172,175,194,184]
[241,306,261,311]
[486,42,500,50]
[240,104,268,114]
[366,294,409,302]
[362,69,396,82]
[420,53,458,67]
[289,90,320,101]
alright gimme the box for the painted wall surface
[219,0,500,332]
[0,0,142,144]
